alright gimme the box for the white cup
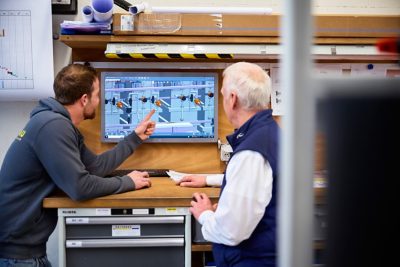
[92,0,113,23]
[82,5,94,23]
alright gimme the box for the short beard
[83,107,96,120]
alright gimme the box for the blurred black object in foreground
[318,79,400,267]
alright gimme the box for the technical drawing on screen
[101,71,218,143]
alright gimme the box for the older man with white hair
[182,62,279,267]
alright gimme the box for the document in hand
[166,170,217,183]
[166,170,189,183]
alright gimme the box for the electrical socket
[220,144,233,162]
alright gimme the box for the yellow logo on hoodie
[16,130,26,141]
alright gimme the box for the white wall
[0,1,399,266]
[0,102,37,163]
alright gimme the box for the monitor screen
[100,71,218,143]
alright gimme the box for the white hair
[223,62,271,111]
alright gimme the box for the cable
[113,0,131,11]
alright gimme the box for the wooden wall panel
[113,14,400,38]
[77,63,398,175]
[65,21,399,176]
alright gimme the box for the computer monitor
[100,71,218,143]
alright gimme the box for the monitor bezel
[100,70,219,143]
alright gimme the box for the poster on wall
[0,0,54,101]
[270,65,283,116]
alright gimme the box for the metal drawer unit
[58,208,191,267]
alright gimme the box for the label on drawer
[112,225,140,237]
[66,217,89,224]
[96,208,111,216]
[132,209,149,215]
[66,241,82,247]
[165,208,178,214]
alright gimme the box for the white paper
[313,64,343,78]
[166,170,216,183]
[350,64,387,77]
[0,0,54,101]
[112,225,140,237]
[166,170,188,182]
[120,14,134,31]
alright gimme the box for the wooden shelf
[59,35,279,49]
[60,35,398,63]
[192,241,325,252]
[192,244,212,252]
[59,14,399,61]
[60,35,382,50]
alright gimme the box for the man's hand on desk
[128,170,152,190]
[176,175,207,188]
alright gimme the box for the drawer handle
[66,216,184,225]
[66,238,184,248]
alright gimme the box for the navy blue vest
[213,109,279,267]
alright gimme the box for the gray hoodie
[0,97,141,258]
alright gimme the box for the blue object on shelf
[60,21,112,35]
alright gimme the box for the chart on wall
[0,0,53,101]
[0,10,33,89]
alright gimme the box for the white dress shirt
[205,173,224,187]
[198,150,273,246]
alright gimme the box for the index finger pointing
[143,109,155,121]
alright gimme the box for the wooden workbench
[43,176,326,208]
[43,177,221,208]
